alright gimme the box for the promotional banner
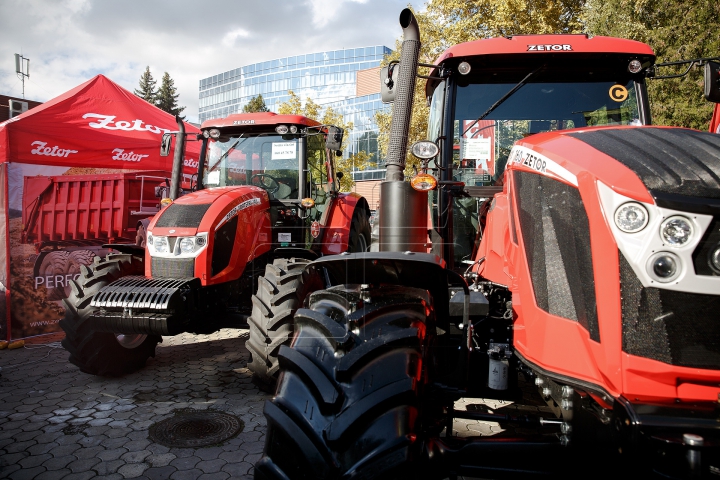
[1,163,8,340]
[711,103,720,134]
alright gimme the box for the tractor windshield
[203,133,301,200]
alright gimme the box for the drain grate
[148,409,244,448]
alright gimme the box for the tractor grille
[151,257,195,278]
[619,252,720,369]
[513,170,600,342]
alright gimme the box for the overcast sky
[0,0,422,123]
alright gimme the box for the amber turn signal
[410,173,438,191]
[300,198,316,208]
[160,198,173,207]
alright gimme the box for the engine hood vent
[155,202,212,228]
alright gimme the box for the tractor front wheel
[255,284,435,480]
[60,253,161,376]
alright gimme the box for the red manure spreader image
[255,9,720,479]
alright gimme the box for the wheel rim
[116,333,147,349]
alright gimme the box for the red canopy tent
[0,74,204,341]
[711,103,720,134]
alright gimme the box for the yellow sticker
[609,85,629,102]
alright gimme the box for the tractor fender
[319,193,368,255]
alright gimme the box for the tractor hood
[511,126,720,206]
[149,186,270,236]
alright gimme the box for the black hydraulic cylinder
[169,115,185,200]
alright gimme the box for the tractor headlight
[614,202,649,233]
[709,243,720,274]
[660,216,693,246]
[179,237,195,254]
[647,252,681,283]
[154,236,168,253]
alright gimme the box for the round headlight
[410,141,439,159]
[709,243,720,274]
[628,59,643,74]
[614,202,649,233]
[647,252,681,283]
[196,235,206,247]
[202,130,210,138]
[209,128,221,139]
[458,61,471,75]
[660,216,693,246]
[154,236,168,253]
[289,126,298,134]
[179,237,195,254]
[275,125,289,135]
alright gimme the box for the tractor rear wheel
[348,204,371,253]
[247,258,323,392]
[255,284,435,480]
[60,253,161,376]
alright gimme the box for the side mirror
[704,61,720,103]
[325,126,344,151]
[336,171,344,180]
[160,133,173,157]
[380,64,399,104]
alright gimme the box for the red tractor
[60,112,370,376]
[256,10,720,479]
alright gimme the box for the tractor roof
[200,112,322,130]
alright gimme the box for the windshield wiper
[462,65,544,137]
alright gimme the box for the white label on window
[461,137,491,160]
[207,170,220,185]
[272,142,296,160]
[278,233,291,242]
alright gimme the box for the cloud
[308,0,369,28]
[222,28,250,47]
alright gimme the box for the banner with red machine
[0,74,203,340]
[711,103,720,134]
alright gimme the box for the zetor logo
[83,113,170,135]
[527,44,572,51]
[112,148,148,162]
[184,158,199,169]
[31,141,78,158]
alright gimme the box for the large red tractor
[60,112,370,376]
[256,9,720,479]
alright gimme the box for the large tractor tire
[60,253,161,376]
[348,204,371,253]
[247,258,323,392]
[38,250,70,301]
[255,284,435,480]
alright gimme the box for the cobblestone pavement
[0,329,264,480]
[0,328,549,480]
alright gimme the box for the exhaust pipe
[169,115,185,200]
[385,8,421,182]
[379,9,427,253]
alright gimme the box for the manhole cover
[148,410,244,448]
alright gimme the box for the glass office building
[198,45,392,165]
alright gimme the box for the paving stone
[50,443,82,456]
[199,473,229,480]
[43,454,78,471]
[35,469,71,480]
[64,471,97,480]
[125,439,152,451]
[196,458,226,474]
[144,466,177,480]
[222,462,252,477]
[122,450,152,464]
[8,466,46,480]
[98,447,129,462]
[118,462,150,478]
[94,475,124,480]
[169,468,203,480]
[146,453,177,468]
[170,455,201,470]
[95,459,126,475]
[18,453,52,469]
[102,436,131,449]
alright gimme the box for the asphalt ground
[0,329,550,480]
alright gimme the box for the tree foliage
[243,94,270,113]
[134,66,157,104]
[155,72,186,118]
[583,0,720,129]
[277,90,368,191]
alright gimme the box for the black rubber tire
[347,203,371,253]
[135,223,146,248]
[247,258,323,392]
[255,284,435,480]
[38,250,70,301]
[59,253,161,376]
[64,250,98,300]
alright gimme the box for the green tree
[134,66,157,104]
[376,1,586,175]
[583,0,720,129]
[243,94,270,113]
[277,90,371,191]
[155,72,186,117]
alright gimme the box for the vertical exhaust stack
[169,115,186,200]
[379,9,428,252]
